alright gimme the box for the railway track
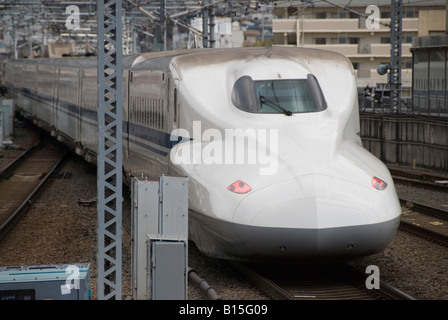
[399,198,448,247]
[230,262,415,300]
[390,167,448,192]
[0,135,67,241]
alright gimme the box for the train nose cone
[232,175,401,261]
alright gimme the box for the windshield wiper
[259,95,292,116]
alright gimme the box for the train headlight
[372,177,387,191]
[227,180,252,194]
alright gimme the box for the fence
[360,113,448,173]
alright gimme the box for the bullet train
[4,47,401,262]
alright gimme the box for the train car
[4,47,402,262]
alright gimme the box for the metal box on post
[0,99,13,138]
[149,239,187,300]
[131,176,188,300]
[131,179,159,300]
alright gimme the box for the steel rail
[0,146,67,242]
[229,262,416,300]
[228,261,295,300]
[0,140,40,178]
[399,198,448,221]
[344,264,417,300]
[389,167,448,192]
[393,176,448,192]
[398,198,448,247]
[399,220,448,248]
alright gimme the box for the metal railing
[358,93,448,117]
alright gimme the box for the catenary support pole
[97,0,123,300]
[390,0,402,113]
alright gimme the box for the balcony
[302,44,358,56]
[370,43,413,57]
[300,43,412,58]
[273,18,418,34]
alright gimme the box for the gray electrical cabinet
[149,240,187,300]
[131,176,188,300]
[0,99,13,139]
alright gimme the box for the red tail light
[227,180,252,194]
[372,177,387,191]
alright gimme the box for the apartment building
[272,0,447,87]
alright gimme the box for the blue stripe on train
[18,88,182,157]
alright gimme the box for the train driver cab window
[231,74,327,115]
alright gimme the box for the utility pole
[446,0,448,35]
[209,4,216,48]
[97,0,123,300]
[390,0,402,113]
[202,2,209,48]
[160,0,167,51]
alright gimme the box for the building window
[349,37,359,44]
[381,37,391,44]
[403,59,412,69]
[315,37,326,45]
[381,11,390,18]
[404,33,413,43]
[315,12,326,19]
[338,34,347,44]
[405,8,415,18]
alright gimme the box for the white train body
[5,47,401,262]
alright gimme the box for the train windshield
[231,74,327,115]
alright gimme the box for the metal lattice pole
[390,0,402,113]
[97,0,123,300]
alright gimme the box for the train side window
[155,101,158,129]
[136,97,140,123]
[173,88,177,123]
[307,74,327,111]
[147,97,150,126]
[132,96,136,121]
[161,100,165,130]
[144,98,147,125]
[140,97,143,123]
[149,98,154,127]
[158,101,162,129]
[135,96,138,122]
[231,76,257,112]
[152,99,155,128]
[139,96,142,123]
[157,100,160,129]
